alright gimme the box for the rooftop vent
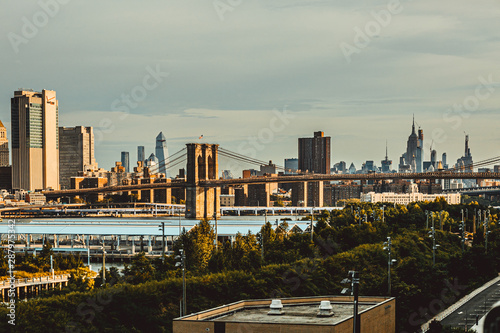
[317,301,334,317]
[268,299,284,315]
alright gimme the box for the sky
[1,0,500,175]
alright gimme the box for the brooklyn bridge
[43,143,500,219]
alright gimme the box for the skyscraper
[121,151,130,173]
[11,89,59,191]
[137,146,145,164]
[298,131,331,174]
[59,126,97,190]
[405,116,419,172]
[0,121,9,166]
[155,132,169,176]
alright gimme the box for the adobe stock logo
[8,0,71,54]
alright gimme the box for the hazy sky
[2,0,500,175]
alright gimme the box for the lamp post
[175,249,186,316]
[101,245,106,286]
[310,206,314,241]
[382,205,386,224]
[429,213,439,266]
[341,271,360,333]
[213,212,218,249]
[383,237,396,295]
[158,222,165,260]
[485,210,490,254]
[460,209,465,255]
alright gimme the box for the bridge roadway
[439,278,500,331]
[43,171,500,197]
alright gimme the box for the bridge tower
[185,143,221,219]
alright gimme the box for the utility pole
[425,210,429,229]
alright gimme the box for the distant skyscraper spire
[412,114,416,135]
[155,132,169,177]
[385,140,388,160]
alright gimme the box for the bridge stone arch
[185,143,220,219]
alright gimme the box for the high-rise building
[121,152,130,173]
[0,121,9,166]
[11,89,59,191]
[298,131,331,174]
[284,158,299,174]
[442,153,448,169]
[59,126,97,190]
[155,132,169,177]
[416,128,424,172]
[137,146,145,164]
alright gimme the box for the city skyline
[1,1,499,173]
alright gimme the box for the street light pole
[383,237,392,295]
[310,206,314,241]
[352,271,360,333]
[460,209,465,255]
[175,249,187,316]
[382,205,386,224]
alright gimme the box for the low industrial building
[173,295,395,333]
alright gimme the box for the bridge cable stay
[444,155,500,173]
[218,148,290,172]
[146,147,187,174]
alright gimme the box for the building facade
[298,131,331,174]
[11,89,59,191]
[59,126,97,190]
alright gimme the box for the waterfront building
[11,89,59,191]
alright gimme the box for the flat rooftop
[212,302,374,325]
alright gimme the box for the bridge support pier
[185,143,220,219]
